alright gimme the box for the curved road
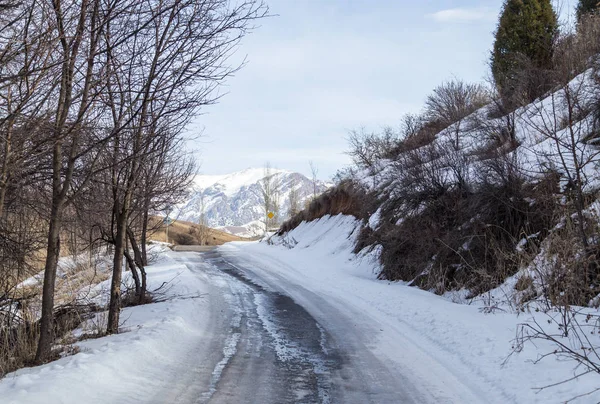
[153,247,475,404]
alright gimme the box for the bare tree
[35,0,110,363]
[259,162,279,232]
[288,175,299,218]
[99,0,266,334]
[309,160,319,200]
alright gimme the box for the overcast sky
[186,0,572,180]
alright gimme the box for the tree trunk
[35,200,63,363]
[0,118,13,219]
[124,250,141,298]
[88,229,93,268]
[141,202,149,266]
[140,267,147,304]
[127,227,146,303]
[107,210,127,334]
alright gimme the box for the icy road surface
[159,248,484,404]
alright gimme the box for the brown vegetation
[149,217,247,246]
[278,181,371,235]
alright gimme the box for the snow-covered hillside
[175,168,329,237]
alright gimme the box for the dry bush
[0,254,110,376]
[370,186,553,295]
[121,286,153,307]
[0,300,97,377]
[390,122,438,156]
[495,53,558,112]
[553,14,600,85]
[75,310,108,341]
[471,108,519,159]
[530,214,600,307]
[424,79,490,131]
[346,127,400,169]
[358,150,559,296]
[0,323,39,378]
[346,113,443,166]
[174,232,195,245]
[278,181,370,235]
[0,285,40,377]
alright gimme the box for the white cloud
[429,8,497,23]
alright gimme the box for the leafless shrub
[510,308,600,401]
[496,52,558,111]
[522,66,600,253]
[0,322,38,378]
[528,213,600,307]
[174,232,196,246]
[346,127,401,169]
[400,113,424,139]
[554,14,600,84]
[391,121,438,155]
[424,79,490,132]
[278,181,369,235]
[360,141,560,297]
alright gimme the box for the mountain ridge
[175,168,329,237]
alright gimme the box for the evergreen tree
[577,0,600,21]
[491,0,558,105]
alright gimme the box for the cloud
[429,8,497,23]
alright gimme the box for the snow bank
[0,251,210,404]
[224,214,600,403]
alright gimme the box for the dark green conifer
[491,0,558,104]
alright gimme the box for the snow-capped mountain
[175,168,329,237]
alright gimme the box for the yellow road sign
[267,212,274,219]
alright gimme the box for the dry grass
[148,216,248,245]
[0,323,39,377]
[278,181,370,235]
[0,255,112,377]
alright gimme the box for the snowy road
[160,248,482,404]
[3,220,599,404]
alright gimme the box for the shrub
[346,127,400,169]
[423,79,490,131]
[553,14,600,84]
[357,150,559,296]
[174,233,195,245]
[278,181,370,235]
